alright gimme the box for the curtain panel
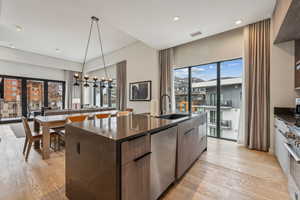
[116,60,127,111]
[245,19,271,151]
[64,70,82,109]
[159,48,173,114]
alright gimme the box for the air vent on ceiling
[190,31,202,37]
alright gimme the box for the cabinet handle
[127,134,146,141]
[284,143,300,163]
[76,142,80,154]
[134,152,152,162]
[184,128,195,136]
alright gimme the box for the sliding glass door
[191,63,217,137]
[220,59,243,140]
[174,58,243,141]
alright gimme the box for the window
[174,68,189,112]
[27,80,44,113]
[48,82,64,110]
[0,78,22,121]
[174,58,243,141]
[0,75,65,123]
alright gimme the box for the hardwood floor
[0,125,289,200]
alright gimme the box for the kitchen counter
[65,113,207,200]
[67,113,200,142]
[274,107,297,126]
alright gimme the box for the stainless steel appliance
[150,126,177,200]
[296,98,300,117]
[286,126,300,200]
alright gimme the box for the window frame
[173,57,242,141]
[0,74,65,124]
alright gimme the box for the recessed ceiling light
[55,48,61,53]
[15,25,23,32]
[173,16,180,21]
[235,20,242,25]
[190,31,202,37]
[9,44,15,49]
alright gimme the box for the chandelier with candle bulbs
[73,16,113,89]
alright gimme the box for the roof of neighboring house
[192,77,242,88]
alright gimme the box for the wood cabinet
[65,114,207,200]
[122,153,150,200]
[121,134,151,200]
[176,114,207,179]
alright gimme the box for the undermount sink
[156,113,189,120]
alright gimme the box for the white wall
[0,60,65,81]
[86,42,159,113]
[0,46,81,71]
[173,28,243,68]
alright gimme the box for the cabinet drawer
[122,134,151,165]
[179,119,196,135]
[122,154,150,200]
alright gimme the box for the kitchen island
[65,113,207,200]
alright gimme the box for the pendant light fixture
[73,16,113,88]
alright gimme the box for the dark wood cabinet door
[177,125,196,179]
[122,154,150,200]
[177,116,207,179]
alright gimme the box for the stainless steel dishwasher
[150,126,177,200]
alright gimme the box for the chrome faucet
[160,94,171,115]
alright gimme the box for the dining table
[33,110,118,159]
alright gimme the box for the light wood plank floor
[0,125,290,200]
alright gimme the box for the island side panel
[65,125,119,200]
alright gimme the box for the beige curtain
[159,48,173,114]
[116,60,127,110]
[245,19,270,151]
[64,70,82,109]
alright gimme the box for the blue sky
[174,59,243,81]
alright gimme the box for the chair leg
[25,141,33,161]
[23,137,28,155]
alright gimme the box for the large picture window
[0,75,65,123]
[174,58,243,141]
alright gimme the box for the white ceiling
[90,0,276,49]
[0,0,276,63]
[0,0,137,62]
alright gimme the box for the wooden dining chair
[22,117,58,161]
[95,113,111,119]
[54,115,88,151]
[117,111,130,117]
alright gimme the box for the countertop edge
[67,113,205,142]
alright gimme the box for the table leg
[42,126,50,160]
[34,120,41,149]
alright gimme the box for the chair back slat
[22,117,33,139]
[117,111,130,117]
[95,114,111,119]
[67,115,88,123]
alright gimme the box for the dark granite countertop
[67,113,204,142]
[274,107,297,126]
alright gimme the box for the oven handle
[284,143,300,163]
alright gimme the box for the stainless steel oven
[285,140,300,200]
